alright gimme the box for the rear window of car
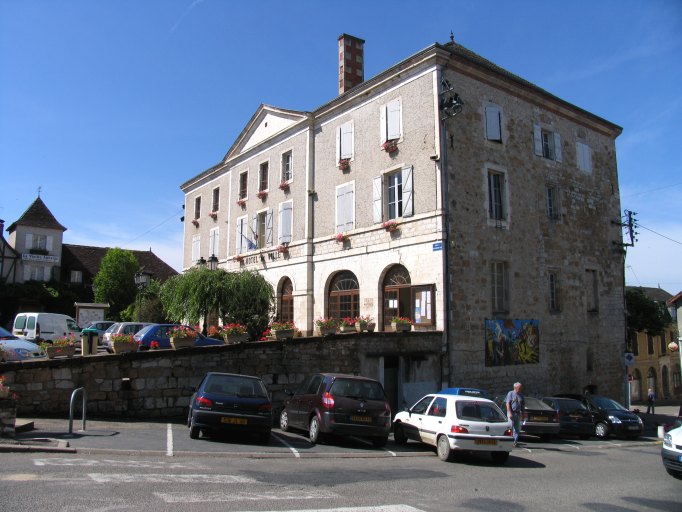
[456,401,507,422]
[136,325,155,336]
[329,378,385,401]
[105,323,120,333]
[204,375,267,398]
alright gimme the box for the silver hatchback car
[103,322,153,353]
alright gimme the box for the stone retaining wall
[0,331,442,420]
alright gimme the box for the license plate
[532,416,548,421]
[221,417,247,425]
[351,415,371,423]
[474,439,497,446]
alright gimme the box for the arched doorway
[382,265,411,330]
[647,367,657,397]
[328,271,359,320]
[278,277,294,323]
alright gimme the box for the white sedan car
[393,393,513,463]
[662,424,682,479]
[0,327,43,362]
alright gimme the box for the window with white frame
[338,121,354,161]
[194,196,201,219]
[235,216,252,254]
[373,166,413,223]
[259,161,269,191]
[71,270,83,284]
[239,171,248,199]
[278,201,292,245]
[191,235,200,263]
[490,261,509,314]
[533,124,562,162]
[576,140,592,173]
[212,187,220,213]
[487,169,506,222]
[25,234,52,252]
[380,98,402,143]
[485,104,502,142]
[209,227,219,258]
[281,151,293,183]
[546,185,560,221]
[253,209,273,249]
[335,182,354,233]
[548,270,560,312]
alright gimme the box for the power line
[125,209,184,245]
[622,181,682,199]
[638,224,682,245]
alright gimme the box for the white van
[12,312,81,344]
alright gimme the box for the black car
[279,373,392,446]
[542,396,595,439]
[187,372,272,443]
[555,393,643,439]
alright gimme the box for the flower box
[170,337,195,350]
[208,212,218,220]
[257,190,268,200]
[224,333,249,344]
[338,158,350,171]
[272,328,295,340]
[355,321,367,332]
[381,139,398,154]
[335,233,349,243]
[112,341,138,354]
[382,220,400,232]
[234,254,244,263]
[279,181,290,191]
[277,245,289,254]
[236,199,246,207]
[192,219,199,227]
[46,345,76,359]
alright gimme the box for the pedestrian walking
[505,381,525,447]
[646,388,656,414]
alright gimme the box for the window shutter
[402,166,414,217]
[380,105,387,143]
[533,124,542,156]
[209,228,219,257]
[266,208,273,247]
[279,202,292,244]
[236,219,244,254]
[373,176,383,223]
[340,122,353,159]
[192,235,200,262]
[252,215,258,247]
[554,132,562,162]
[485,106,501,141]
[336,125,341,161]
[46,236,53,251]
[387,99,401,140]
[25,234,33,249]
[336,184,354,232]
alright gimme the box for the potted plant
[41,337,77,359]
[382,220,400,232]
[354,315,373,332]
[391,316,413,332]
[338,158,350,171]
[381,139,398,154]
[208,211,218,220]
[270,321,296,340]
[279,181,290,191]
[335,232,349,243]
[277,244,289,254]
[257,190,268,200]
[340,317,356,333]
[168,325,196,349]
[191,218,199,227]
[221,323,249,344]
[236,198,246,207]
[234,254,244,263]
[110,333,138,354]
[315,317,339,336]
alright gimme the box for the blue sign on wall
[432,242,443,251]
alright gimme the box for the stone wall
[0,332,442,420]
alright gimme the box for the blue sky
[1,0,681,295]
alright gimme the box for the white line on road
[33,458,208,469]
[88,473,259,484]
[166,423,173,456]
[271,432,301,457]
[155,489,338,503]
[233,507,427,512]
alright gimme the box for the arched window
[328,271,359,320]
[646,367,657,394]
[278,278,294,323]
[382,265,411,329]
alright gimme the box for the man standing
[646,388,656,414]
[505,382,525,447]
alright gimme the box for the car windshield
[525,397,554,411]
[204,375,268,398]
[590,395,627,411]
[456,401,508,422]
[0,326,17,339]
[136,325,155,336]
[105,324,120,334]
[330,378,385,400]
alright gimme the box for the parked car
[542,396,595,439]
[662,425,682,479]
[439,387,491,399]
[103,322,153,353]
[12,312,81,344]
[393,393,513,463]
[187,372,272,442]
[554,393,643,439]
[81,321,116,346]
[279,373,392,446]
[133,324,224,350]
[0,326,43,362]
[494,395,560,440]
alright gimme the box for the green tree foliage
[93,248,139,321]
[159,268,274,338]
[626,288,672,337]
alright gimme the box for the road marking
[271,432,301,458]
[166,423,173,456]
[33,458,208,469]
[232,507,427,512]
[88,473,258,484]
[155,489,338,503]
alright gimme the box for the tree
[221,270,275,340]
[626,288,672,337]
[93,248,139,321]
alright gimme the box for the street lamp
[670,336,682,396]
[208,254,218,271]
[196,256,207,267]
[134,270,152,321]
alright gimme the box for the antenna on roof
[37,186,42,197]
[450,31,454,43]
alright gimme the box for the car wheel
[437,434,453,462]
[189,420,200,439]
[371,436,388,448]
[279,409,290,431]
[491,451,509,464]
[309,415,322,444]
[595,422,609,439]
[666,468,682,480]
[393,423,408,445]
[187,409,192,428]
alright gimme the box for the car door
[289,375,322,429]
[403,395,435,443]
[420,396,448,445]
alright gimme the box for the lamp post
[208,254,218,271]
[134,270,151,322]
[671,336,682,398]
[196,256,206,267]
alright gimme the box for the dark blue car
[133,324,223,350]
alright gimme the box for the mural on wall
[485,319,540,366]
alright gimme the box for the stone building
[180,34,625,401]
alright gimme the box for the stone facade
[180,39,625,401]
[2,333,442,420]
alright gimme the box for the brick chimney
[338,34,365,95]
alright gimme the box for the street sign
[624,352,635,365]
[432,242,443,251]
